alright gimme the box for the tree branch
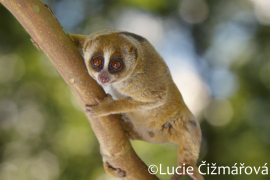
[1,0,158,179]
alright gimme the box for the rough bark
[1,0,158,179]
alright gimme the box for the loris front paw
[85,93,114,117]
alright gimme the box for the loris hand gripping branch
[71,29,203,180]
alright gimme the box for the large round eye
[109,59,123,72]
[91,56,103,71]
[111,61,121,70]
[93,57,102,67]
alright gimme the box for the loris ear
[70,34,87,48]
[126,44,138,60]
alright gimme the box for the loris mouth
[99,82,110,86]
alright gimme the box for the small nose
[98,76,109,83]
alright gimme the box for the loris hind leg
[174,128,203,180]
[120,114,142,140]
[162,115,203,180]
[171,145,203,180]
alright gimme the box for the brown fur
[70,29,203,180]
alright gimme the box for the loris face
[83,33,138,86]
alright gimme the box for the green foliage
[118,0,168,11]
[0,0,269,180]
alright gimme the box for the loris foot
[104,161,126,178]
[171,165,204,180]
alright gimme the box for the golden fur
[71,29,203,180]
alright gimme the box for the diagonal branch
[1,0,158,179]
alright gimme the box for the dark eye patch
[109,59,123,73]
[90,56,104,71]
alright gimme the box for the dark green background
[0,0,269,180]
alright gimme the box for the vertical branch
[1,0,158,179]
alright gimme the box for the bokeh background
[0,0,270,180]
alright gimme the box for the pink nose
[98,76,109,83]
